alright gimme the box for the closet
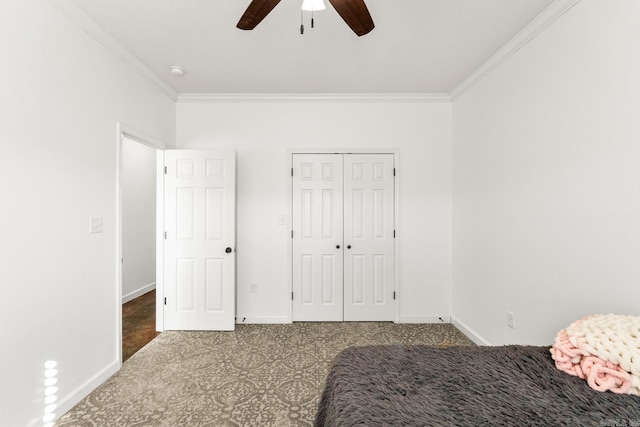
[292,153,395,321]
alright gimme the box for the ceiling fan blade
[327,0,375,36]
[237,0,282,30]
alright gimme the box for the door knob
[336,245,341,249]
[347,245,351,249]
[225,247,233,254]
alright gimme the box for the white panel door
[292,154,344,321]
[163,150,235,330]
[344,154,395,321]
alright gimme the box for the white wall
[122,138,157,302]
[0,1,175,426]
[452,0,640,345]
[177,99,452,323]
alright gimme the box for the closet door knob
[347,245,352,249]
[225,247,233,254]
[336,245,341,249]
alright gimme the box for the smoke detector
[169,66,185,77]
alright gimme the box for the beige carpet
[56,322,474,427]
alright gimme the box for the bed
[315,345,640,426]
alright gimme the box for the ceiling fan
[237,0,375,37]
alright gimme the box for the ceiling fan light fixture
[301,0,326,12]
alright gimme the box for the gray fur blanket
[315,345,640,426]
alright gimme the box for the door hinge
[164,231,167,239]
[291,230,293,239]
[291,168,293,177]
[164,166,167,174]
[393,291,396,300]
[393,168,396,176]
[291,292,294,300]
[164,297,167,305]
[393,230,396,238]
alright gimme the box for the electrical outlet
[250,282,258,293]
[507,312,515,329]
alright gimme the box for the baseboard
[34,360,119,427]
[234,315,465,326]
[236,316,291,324]
[122,282,156,304]
[451,316,492,346]
[397,315,451,324]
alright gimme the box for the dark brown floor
[122,290,160,362]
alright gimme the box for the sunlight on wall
[43,361,58,427]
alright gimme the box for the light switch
[90,217,103,233]
[278,215,286,225]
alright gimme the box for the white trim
[236,316,290,324]
[115,124,124,369]
[156,151,165,332]
[30,360,120,427]
[393,152,401,323]
[47,0,179,102]
[122,282,156,304]
[398,315,451,324]
[451,316,492,346]
[178,93,451,104]
[289,147,399,155]
[285,153,293,324]
[120,123,168,151]
[450,0,581,100]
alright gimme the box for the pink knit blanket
[551,328,632,394]
[550,314,640,395]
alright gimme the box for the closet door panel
[343,154,395,321]
[292,154,344,321]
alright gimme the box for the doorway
[117,124,166,364]
[121,136,158,360]
[291,153,396,322]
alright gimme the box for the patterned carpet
[56,322,474,427]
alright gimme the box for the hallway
[122,290,159,362]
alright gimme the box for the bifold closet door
[292,153,395,322]
[343,154,395,321]
[292,154,344,321]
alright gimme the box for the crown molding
[47,0,179,102]
[47,0,579,104]
[450,0,581,101]
[178,93,451,103]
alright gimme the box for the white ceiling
[69,0,554,94]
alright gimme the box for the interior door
[343,154,395,321]
[292,154,344,321]
[163,150,236,330]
